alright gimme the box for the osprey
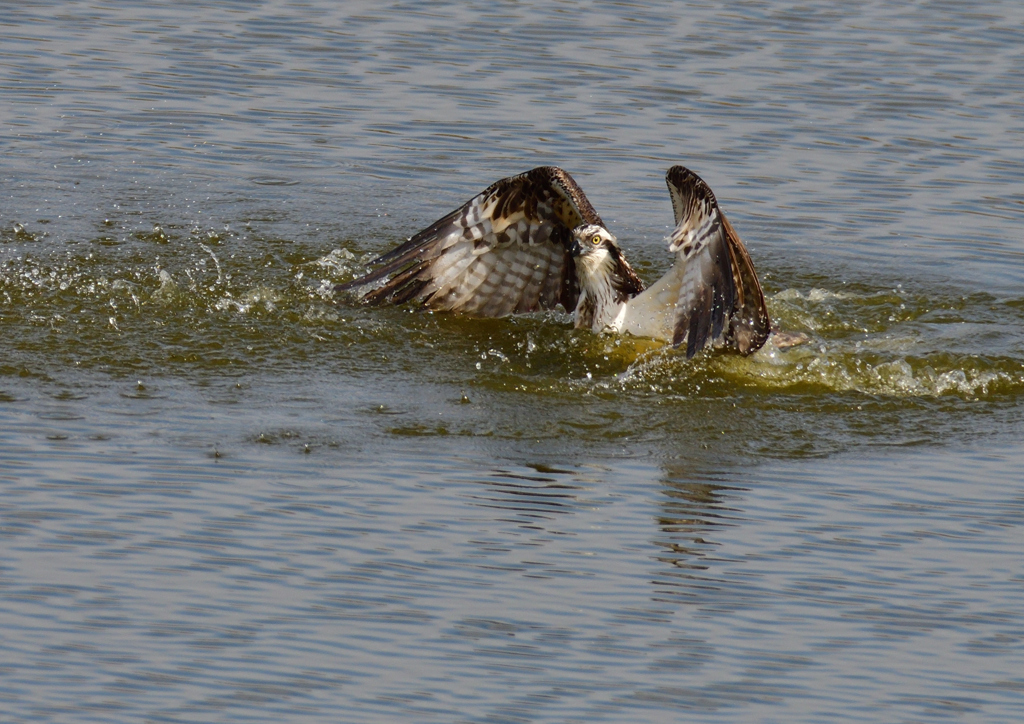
[337,165,774,359]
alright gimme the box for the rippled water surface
[3,1,1024,721]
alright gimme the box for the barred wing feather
[662,166,770,358]
[337,166,603,317]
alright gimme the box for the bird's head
[570,224,619,269]
[568,224,646,326]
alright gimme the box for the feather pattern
[336,166,601,316]
[663,165,770,358]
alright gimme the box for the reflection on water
[3,407,1021,721]
[652,479,738,576]
[3,0,1024,721]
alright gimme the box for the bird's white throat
[574,248,627,333]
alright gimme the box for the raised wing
[665,166,771,358]
[336,166,604,317]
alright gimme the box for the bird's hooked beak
[570,224,612,259]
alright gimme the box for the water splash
[3,226,1024,402]
[603,286,1024,399]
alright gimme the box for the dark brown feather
[607,245,646,303]
[665,165,769,358]
[721,214,771,354]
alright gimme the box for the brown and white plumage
[607,166,771,357]
[336,167,608,317]
[338,165,772,359]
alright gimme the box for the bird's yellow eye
[591,234,601,245]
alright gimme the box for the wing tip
[339,168,590,316]
[666,165,719,209]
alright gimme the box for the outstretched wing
[665,165,771,358]
[336,167,603,317]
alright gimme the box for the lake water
[2,1,1023,721]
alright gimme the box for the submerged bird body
[337,165,773,359]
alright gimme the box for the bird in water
[337,165,802,359]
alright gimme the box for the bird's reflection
[650,474,746,601]
[463,463,598,526]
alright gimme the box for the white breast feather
[618,259,684,342]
